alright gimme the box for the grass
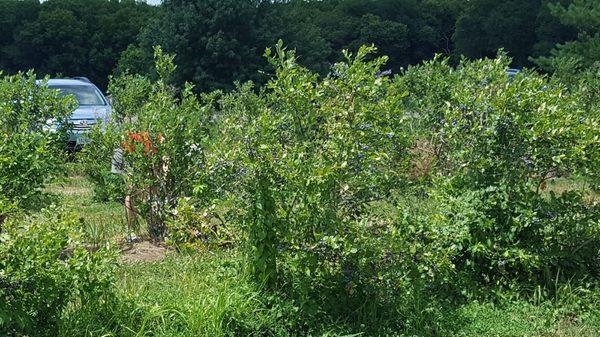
[60,253,294,337]
[44,175,600,336]
[46,175,142,246]
[448,300,598,337]
[115,254,292,336]
[59,253,599,337]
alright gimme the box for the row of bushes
[79,44,599,330]
[1,43,598,334]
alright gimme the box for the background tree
[0,0,39,72]
[453,0,542,67]
[533,0,600,72]
[256,0,464,78]
[531,0,577,59]
[0,0,595,91]
[256,0,332,75]
[124,0,263,92]
[1,0,154,90]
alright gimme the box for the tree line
[1,0,597,91]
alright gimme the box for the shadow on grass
[21,191,62,213]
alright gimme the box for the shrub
[101,47,217,241]
[209,44,410,283]
[78,124,126,202]
[195,44,451,325]
[0,71,73,220]
[165,198,233,252]
[206,45,599,321]
[106,73,153,124]
[412,54,600,289]
[0,208,117,336]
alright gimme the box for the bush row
[1,42,597,334]
[79,43,599,330]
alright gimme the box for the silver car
[45,77,111,147]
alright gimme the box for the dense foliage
[79,43,599,334]
[207,45,598,325]
[532,0,600,74]
[126,0,587,91]
[0,0,156,89]
[0,71,73,221]
[0,209,116,336]
[2,0,597,91]
[401,55,599,290]
[210,43,418,295]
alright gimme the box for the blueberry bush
[0,72,74,223]
[403,54,600,291]
[207,43,439,318]
[80,43,599,332]
[0,208,116,336]
[86,47,218,241]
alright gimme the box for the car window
[49,85,106,106]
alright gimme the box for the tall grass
[57,250,599,336]
[60,252,297,336]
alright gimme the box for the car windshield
[50,84,105,106]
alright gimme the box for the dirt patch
[119,240,170,264]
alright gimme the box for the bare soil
[119,240,170,264]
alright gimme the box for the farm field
[1,35,599,337]
[2,1,600,335]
